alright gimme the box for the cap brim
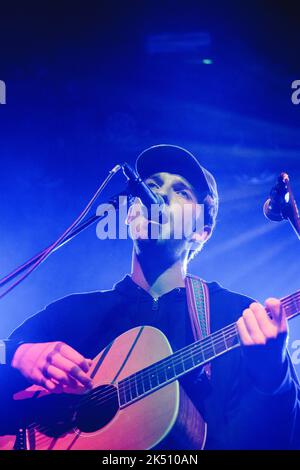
[136,144,212,199]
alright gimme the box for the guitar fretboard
[118,289,300,408]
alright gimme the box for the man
[0,144,299,449]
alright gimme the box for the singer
[0,144,299,450]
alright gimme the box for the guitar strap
[185,274,211,378]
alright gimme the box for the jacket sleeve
[224,318,300,449]
[0,290,109,438]
[208,288,300,450]
[0,295,80,436]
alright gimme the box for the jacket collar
[113,274,186,302]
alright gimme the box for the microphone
[263,173,300,240]
[263,174,289,222]
[263,197,286,222]
[122,162,165,210]
[263,199,283,221]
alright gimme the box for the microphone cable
[0,164,122,300]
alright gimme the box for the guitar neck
[118,289,300,408]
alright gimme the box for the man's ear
[125,197,143,225]
[125,204,135,226]
[189,226,212,246]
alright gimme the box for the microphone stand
[0,192,128,289]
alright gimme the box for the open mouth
[147,209,170,226]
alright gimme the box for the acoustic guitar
[0,290,299,450]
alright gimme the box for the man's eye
[177,190,193,200]
[147,182,159,189]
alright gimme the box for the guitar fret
[212,332,226,354]
[119,381,127,406]
[157,366,167,384]
[150,370,158,388]
[182,349,194,370]
[211,337,216,355]
[190,350,196,367]
[136,375,144,395]
[165,360,175,380]
[293,297,300,317]
[224,328,239,349]
[125,380,132,403]
[118,382,124,406]
[285,305,293,319]
[202,337,214,360]
[143,371,151,392]
[221,329,228,350]
[282,291,300,320]
[174,354,185,375]
[130,375,138,400]
[192,344,204,366]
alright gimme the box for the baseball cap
[135,144,218,203]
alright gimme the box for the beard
[133,226,188,266]
[128,202,195,265]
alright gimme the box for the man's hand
[236,298,288,392]
[11,342,93,394]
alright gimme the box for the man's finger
[249,302,278,339]
[37,371,62,393]
[242,308,266,344]
[43,364,77,387]
[68,365,93,388]
[265,298,287,332]
[53,342,92,373]
[236,317,254,345]
[46,356,93,388]
[48,352,91,378]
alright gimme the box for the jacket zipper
[152,297,159,311]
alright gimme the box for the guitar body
[0,326,206,450]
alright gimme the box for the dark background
[0,1,299,371]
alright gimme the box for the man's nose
[158,193,169,204]
[151,186,169,204]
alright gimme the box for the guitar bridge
[13,428,27,450]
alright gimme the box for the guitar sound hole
[75,384,119,433]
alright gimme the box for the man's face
[128,172,204,256]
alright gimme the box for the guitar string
[283,293,300,305]
[282,296,300,317]
[280,297,300,320]
[281,291,300,305]
[26,295,300,442]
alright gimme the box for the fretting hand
[236,298,288,392]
